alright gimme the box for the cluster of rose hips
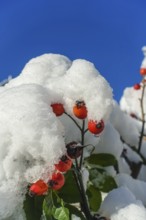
[133,67,146,90]
[29,100,105,196]
[29,172,65,196]
[29,141,85,196]
[51,100,105,135]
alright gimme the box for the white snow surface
[100,187,146,220]
[0,54,113,219]
[111,203,146,220]
[138,165,146,181]
[6,54,113,121]
[141,46,146,68]
[122,143,142,163]
[141,140,146,160]
[120,85,146,122]
[95,122,123,159]
[0,84,66,219]
[115,173,146,205]
[110,101,140,147]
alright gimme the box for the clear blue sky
[0,0,146,101]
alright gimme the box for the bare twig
[138,83,146,153]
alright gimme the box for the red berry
[51,103,65,116]
[73,101,87,119]
[55,155,72,172]
[130,113,137,119]
[48,172,65,190]
[29,179,48,196]
[66,141,83,159]
[140,68,146,76]
[133,83,141,90]
[88,120,104,135]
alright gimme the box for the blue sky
[0,0,146,101]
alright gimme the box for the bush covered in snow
[0,47,146,220]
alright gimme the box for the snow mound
[120,86,146,122]
[100,187,146,220]
[0,84,65,219]
[141,46,146,68]
[0,54,113,219]
[7,54,113,122]
[95,122,123,159]
[111,203,146,220]
[115,173,146,205]
[110,101,140,147]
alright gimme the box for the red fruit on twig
[55,155,72,172]
[29,179,48,196]
[88,120,104,135]
[51,103,65,116]
[48,172,65,190]
[66,141,83,159]
[133,83,141,90]
[130,113,137,119]
[73,101,87,119]
[140,68,146,76]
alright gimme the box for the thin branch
[138,83,146,153]
[72,164,92,219]
[64,112,82,131]
[79,120,85,168]
[84,128,88,134]
[120,136,146,164]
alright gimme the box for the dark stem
[77,171,92,220]
[81,120,85,145]
[73,162,92,220]
[120,136,146,178]
[84,128,88,134]
[120,136,146,164]
[64,112,82,131]
[65,113,93,218]
[138,83,146,153]
[79,120,85,168]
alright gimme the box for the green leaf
[86,153,117,167]
[65,204,86,220]
[99,175,117,192]
[43,190,70,220]
[53,207,69,220]
[58,170,81,203]
[86,185,102,212]
[89,168,117,192]
[43,190,64,220]
[43,196,55,220]
[23,194,45,220]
